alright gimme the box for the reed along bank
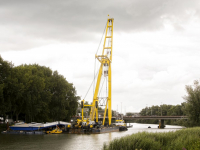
[103,127,200,150]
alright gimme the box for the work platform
[2,120,128,134]
[9,121,70,131]
[68,126,120,134]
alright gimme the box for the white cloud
[1,0,200,114]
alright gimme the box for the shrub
[103,127,200,150]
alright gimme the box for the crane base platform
[67,126,121,134]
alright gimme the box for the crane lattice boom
[81,18,114,126]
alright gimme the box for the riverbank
[103,127,200,150]
[0,123,183,150]
[0,124,6,132]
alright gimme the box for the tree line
[134,103,187,126]
[139,103,186,117]
[0,56,79,123]
[133,80,200,127]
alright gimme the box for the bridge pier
[158,119,165,129]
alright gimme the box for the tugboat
[113,120,128,131]
[126,123,133,128]
[46,126,62,134]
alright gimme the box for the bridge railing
[123,116,188,120]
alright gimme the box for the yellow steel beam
[90,63,103,121]
[103,100,108,125]
[104,47,112,49]
[81,99,85,121]
[110,18,113,61]
[96,108,98,122]
[82,108,83,120]
[102,20,109,55]
[108,18,113,125]
[108,63,112,125]
[89,18,114,125]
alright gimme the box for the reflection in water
[0,123,184,150]
[108,132,112,141]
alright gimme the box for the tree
[8,66,26,121]
[49,71,79,121]
[137,104,187,125]
[0,55,79,123]
[126,112,135,116]
[184,80,200,126]
[0,56,13,118]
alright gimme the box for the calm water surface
[0,123,184,150]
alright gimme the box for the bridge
[123,116,188,120]
[123,116,188,128]
[71,116,188,128]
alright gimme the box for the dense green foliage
[0,124,7,132]
[184,80,200,126]
[0,56,12,117]
[0,56,79,122]
[139,104,186,117]
[103,127,200,150]
[136,79,200,127]
[135,103,188,126]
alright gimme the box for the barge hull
[1,131,45,134]
[68,126,119,134]
[9,127,45,131]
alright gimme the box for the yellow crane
[80,17,114,126]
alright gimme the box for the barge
[9,121,70,131]
[1,121,71,134]
[68,126,119,134]
[2,119,128,134]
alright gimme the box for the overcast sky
[1,0,200,113]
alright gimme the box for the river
[0,123,184,150]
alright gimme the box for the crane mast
[81,18,114,126]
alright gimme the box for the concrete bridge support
[158,119,165,129]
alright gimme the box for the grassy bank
[103,127,200,150]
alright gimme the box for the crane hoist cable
[106,77,108,97]
[84,21,107,100]
[98,76,106,98]
[95,21,107,55]
[93,21,107,95]
[83,64,101,100]
[94,21,110,97]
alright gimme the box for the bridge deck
[123,116,188,120]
